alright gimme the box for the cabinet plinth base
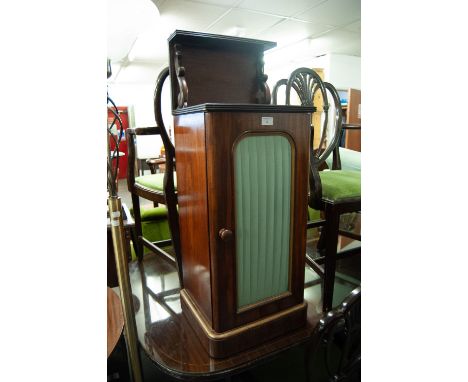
[180,289,308,358]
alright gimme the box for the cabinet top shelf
[168,30,277,51]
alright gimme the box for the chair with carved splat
[281,68,361,312]
[126,67,182,286]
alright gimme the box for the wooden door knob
[219,228,233,241]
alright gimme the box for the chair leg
[165,199,184,288]
[129,227,139,261]
[316,211,327,253]
[322,204,340,312]
[131,192,144,262]
[317,227,326,253]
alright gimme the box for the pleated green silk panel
[234,135,292,309]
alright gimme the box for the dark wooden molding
[168,30,278,111]
[172,103,316,115]
[255,53,271,104]
[173,44,188,108]
[168,30,276,51]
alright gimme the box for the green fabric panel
[325,148,361,172]
[320,170,361,201]
[135,172,177,191]
[235,135,291,309]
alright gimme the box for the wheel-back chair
[274,67,361,311]
[127,67,182,286]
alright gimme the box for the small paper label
[111,211,120,218]
[261,117,273,125]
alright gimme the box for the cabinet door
[205,112,309,332]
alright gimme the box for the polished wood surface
[174,112,213,325]
[205,111,311,332]
[174,108,312,356]
[107,287,124,358]
[129,252,331,379]
[168,30,275,110]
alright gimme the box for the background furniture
[107,287,124,358]
[282,68,361,312]
[145,156,166,174]
[340,88,361,152]
[126,67,182,288]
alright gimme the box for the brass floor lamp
[107,60,143,382]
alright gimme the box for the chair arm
[127,126,162,136]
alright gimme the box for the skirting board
[180,288,308,358]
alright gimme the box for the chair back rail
[280,68,343,209]
[271,78,287,105]
[154,67,182,277]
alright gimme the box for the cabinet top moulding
[168,30,276,51]
[172,103,316,115]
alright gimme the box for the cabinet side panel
[174,113,212,324]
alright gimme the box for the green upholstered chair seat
[140,206,169,222]
[135,172,177,191]
[325,148,361,172]
[320,170,360,202]
[129,206,171,260]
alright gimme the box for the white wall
[327,54,361,90]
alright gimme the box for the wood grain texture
[168,30,276,111]
[181,289,307,358]
[107,288,124,358]
[174,113,213,325]
[204,111,310,332]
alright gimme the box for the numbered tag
[261,117,273,126]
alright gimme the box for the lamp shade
[107,0,160,61]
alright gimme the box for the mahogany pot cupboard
[167,31,316,357]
